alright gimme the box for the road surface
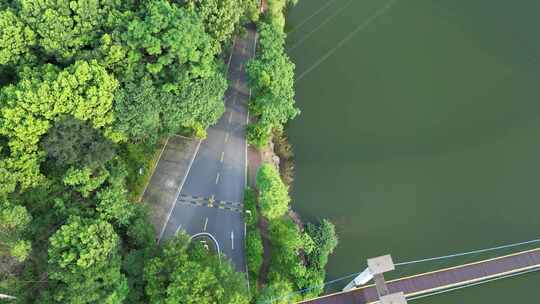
[160,26,257,271]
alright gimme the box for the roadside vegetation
[0,0,259,302]
[250,164,338,303]
[245,1,339,302]
[246,0,300,148]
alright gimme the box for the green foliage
[48,216,128,303]
[306,219,338,270]
[268,218,305,280]
[0,8,35,65]
[113,78,162,144]
[63,166,109,198]
[244,188,263,282]
[17,0,123,60]
[96,185,135,226]
[161,70,227,133]
[244,187,259,227]
[125,203,156,249]
[246,229,263,280]
[246,20,299,147]
[243,0,261,22]
[247,123,272,149]
[256,163,290,219]
[43,116,116,170]
[118,141,163,201]
[0,200,32,262]
[0,60,119,193]
[122,0,216,84]
[144,232,250,304]
[256,273,299,304]
[189,0,245,51]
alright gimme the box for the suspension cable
[408,266,540,302]
[263,237,540,303]
[287,0,339,36]
[395,238,540,266]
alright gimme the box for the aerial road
[160,26,257,272]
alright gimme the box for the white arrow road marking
[231,231,234,250]
[203,217,208,231]
[215,172,220,184]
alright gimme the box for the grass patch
[119,139,167,201]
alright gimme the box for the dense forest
[0,0,259,302]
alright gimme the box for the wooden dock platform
[301,248,540,304]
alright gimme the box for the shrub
[256,164,290,219]
[246,229,263,279]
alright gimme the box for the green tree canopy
[113,77,162,144]
[48,216,128,303]
[0,60,119,194]
[256,163,290,219]
[246,21,299,147]
[306,219,338,270]
[188,0,244,50]
[0,8,35,65]
[16,0,123,60]
[121,0,217,85]
[256,273,299,304]
[0,200,32,262]
[144,233,250,304]
[162,71,227,135]
[42,116,116,170]
[96,185,135,226]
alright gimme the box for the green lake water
[285,0,540,302]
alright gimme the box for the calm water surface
[286,0,540,302]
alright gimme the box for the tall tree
[121,0,217,86]
[188,0,244,51]
[17,0,123,60]
[48,216,128,303]
[0,200,32,262]
[0,8,35,65]
[0,60,119,194]
[113,77,162,144]
[42,116,116,170]
[144,233,250,304]
[246,21,299,147]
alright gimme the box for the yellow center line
[220,151,225,163]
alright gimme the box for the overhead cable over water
[394,238,540,266]
[297,0,399,81]
[287,0,339,36]
[263,237,540,303]
[408,266,540,302]
[288,0,354,51]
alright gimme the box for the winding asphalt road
[160,26,257,271]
